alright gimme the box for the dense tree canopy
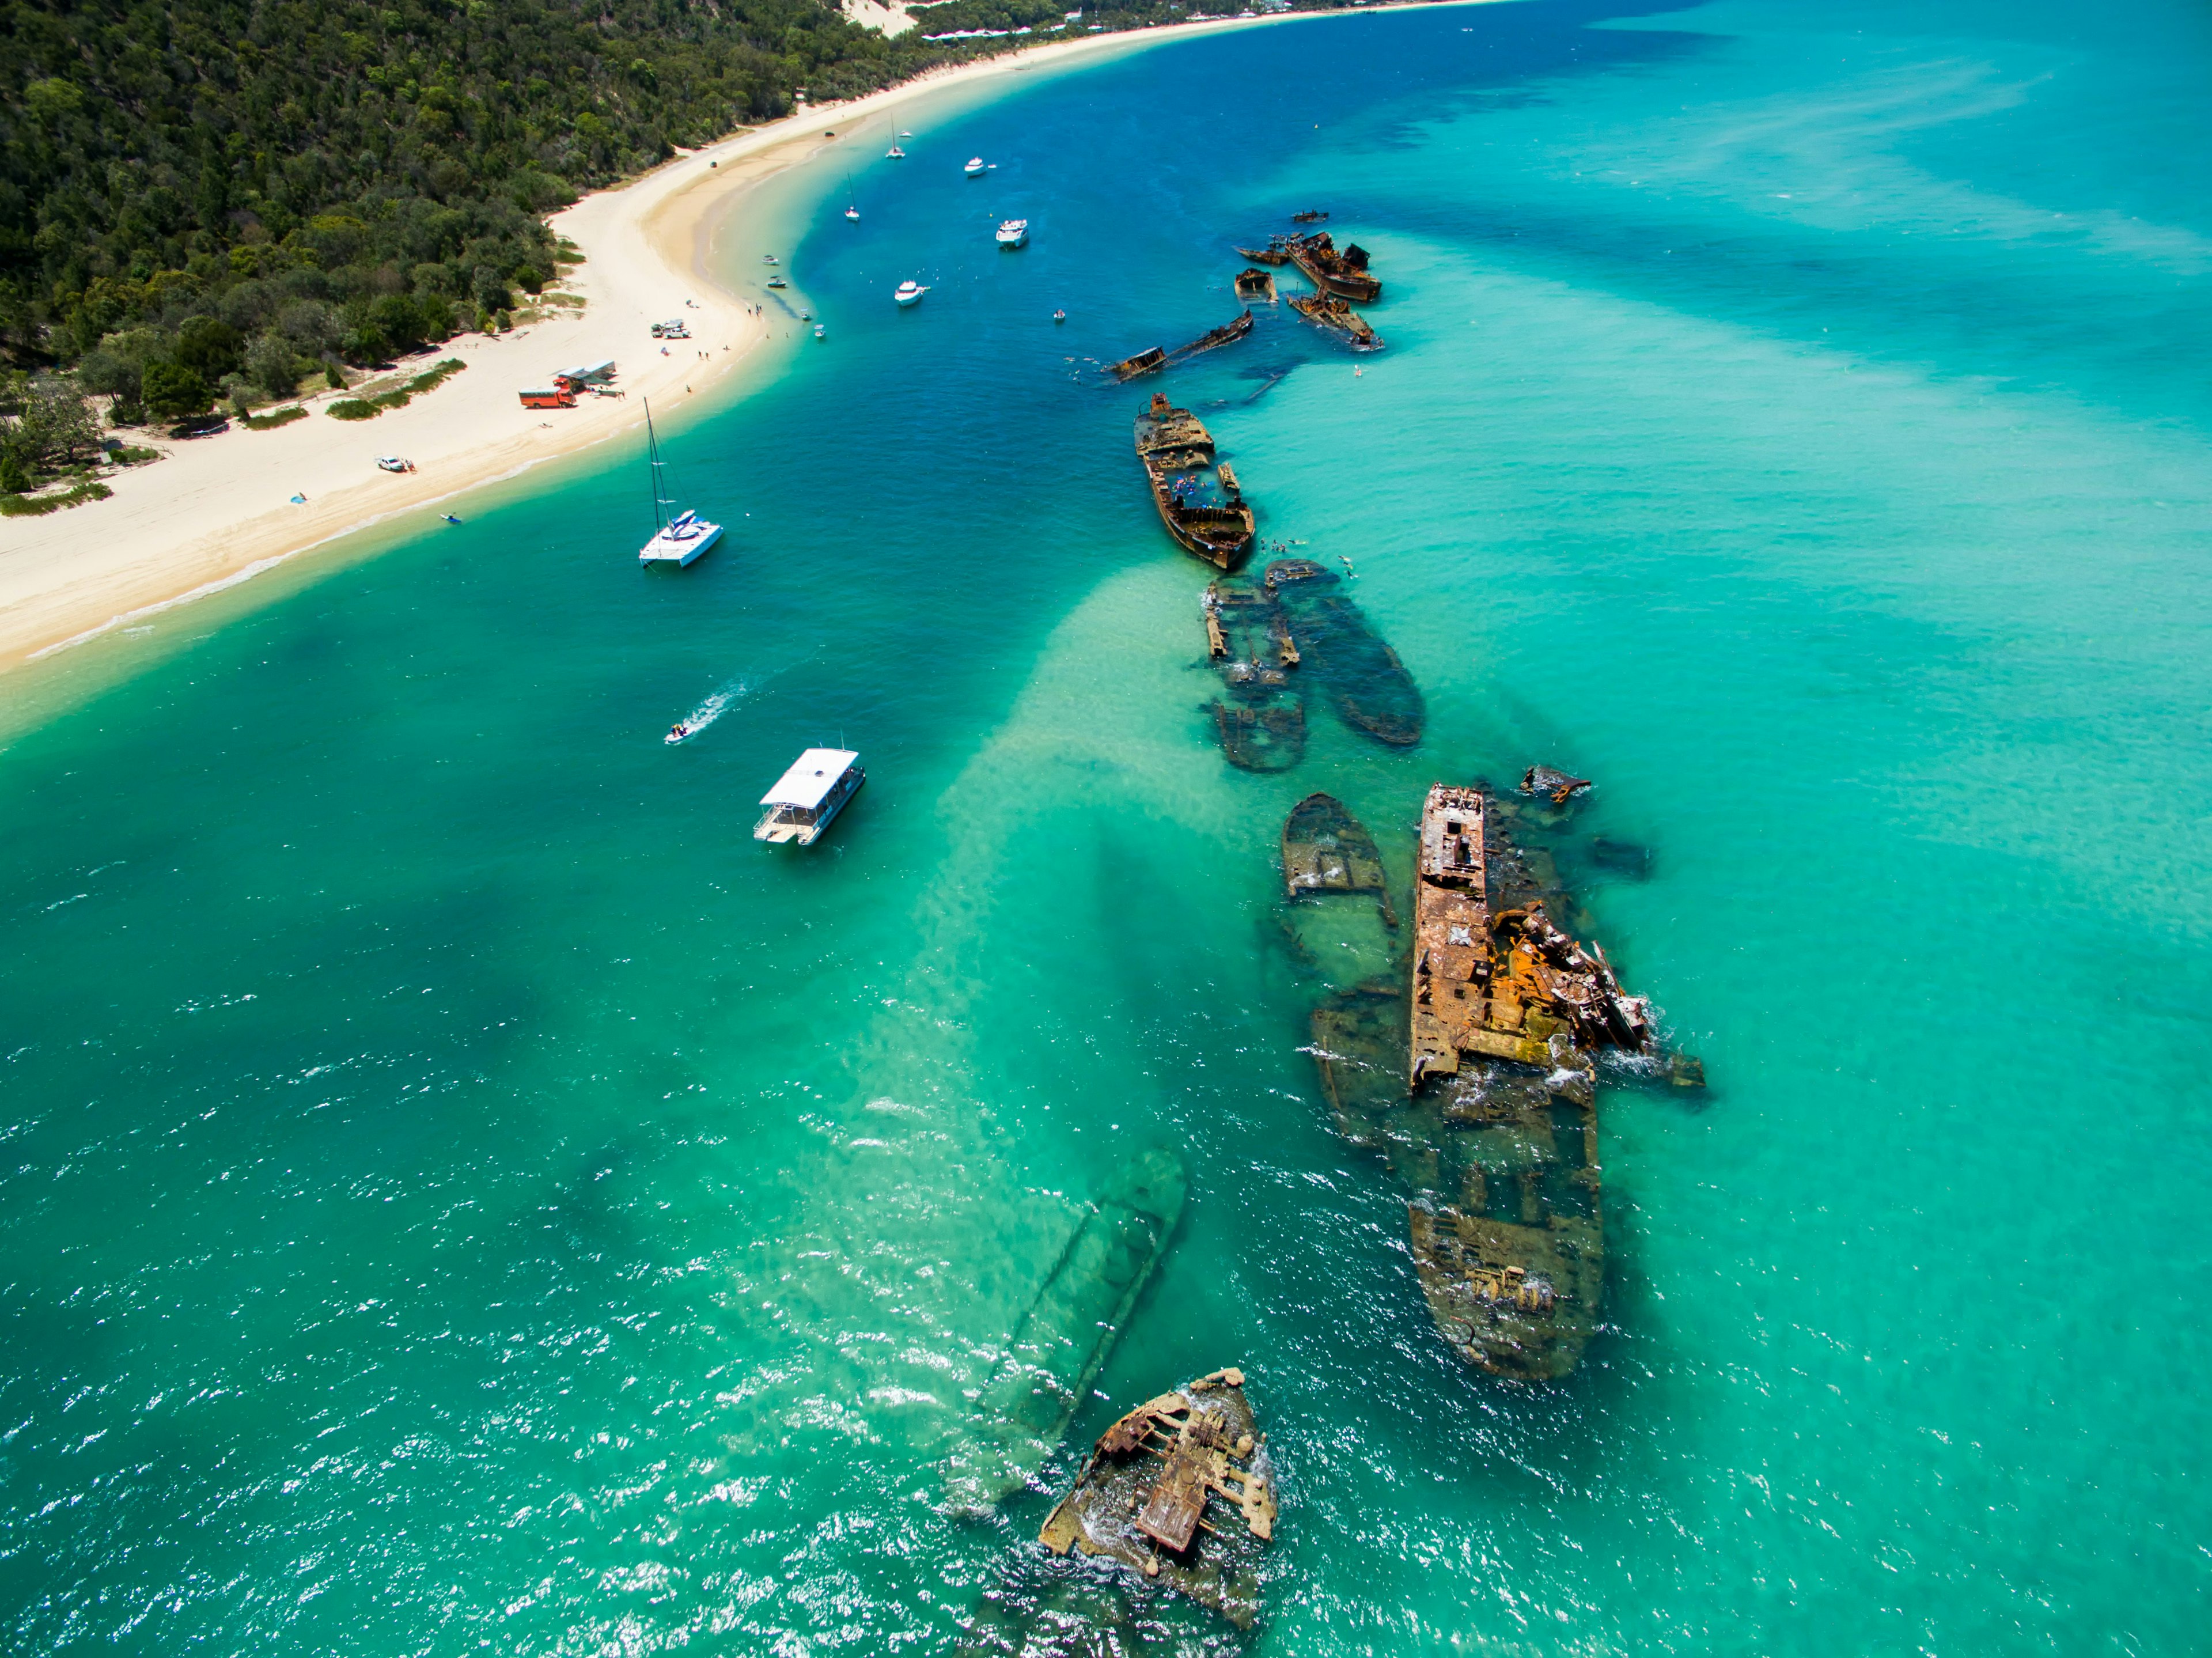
[0,0,951,378]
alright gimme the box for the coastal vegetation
[0,0,1354,502]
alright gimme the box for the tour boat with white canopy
[755,748,864,845]
[637,399,723,567]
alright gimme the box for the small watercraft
[766,275,787,289]
[1052,308,1066,323]
[665,721,695,745]
[888,130,910,158]
[813,324,826,339]
[895,280,927,307]
[844,206,859,221]
[762,254,778,264]
[964,156,986,176]
[995,218,1029,248]
[798,309,812,320]
[441,513,461,524]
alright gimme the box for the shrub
[244,406,308,430]
[325,398,383,421]
[1,480,112,516]
[141,361,211,420]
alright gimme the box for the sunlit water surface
[5,1,2209,1651]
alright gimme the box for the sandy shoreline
[0,3,1491,674]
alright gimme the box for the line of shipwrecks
[937,210,1700,1649]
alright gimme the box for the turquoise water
[6,0,2211,1649]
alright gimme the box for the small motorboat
[767,275,787,289]
[441,513,461,524]
[844,206,859,221]
[375,455,414,473]
[995,218,1029,248]
[1053,308,1066,324]
[964,156,986,176]
[813,324,826,339]
[762,254,779,264]
[665,721,694,745]
[895,281,927,307]
[798,309,812,320]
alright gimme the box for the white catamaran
[637,399,723,567]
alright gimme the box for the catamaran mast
[643,397,672,533]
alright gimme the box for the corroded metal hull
[1286,230,1381,303]
[1282,792,1396,926]
[1108,309,1253,381]
[1289,290,1382,351]
[1264,559,1423,744]
[1039,1368,1276,1628]
[1135,394,1255,569]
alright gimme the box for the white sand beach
[0,6,1485,671]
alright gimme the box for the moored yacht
[895,280,927,306]
[755,749,864,845]
[964,156,986,176]
[995,218,1029,248]
[637,399,723,567]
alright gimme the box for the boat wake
[664,679,749,745]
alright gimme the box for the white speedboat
[813,324,826,339]
[895,281,927,307]
[755,749,863,846]
[995,218,1029,248]
[636,400,723,567]
[964,156,986,176]
[844,205,860,221]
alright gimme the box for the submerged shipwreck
[1289,290,1383,351]
[1234,267,1278,302]
[1266,559,1423,745]
[1108,310,1255,381]
[1134,392,1256,569]
[945,1150,1188,1514]
[1302,783,1656,1380]
[1039,1368,1277,1627]
[1282,791,1397,927]
[1202,576,1305,772]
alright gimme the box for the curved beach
[0,6,1455,671]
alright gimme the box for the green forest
[0,0,1339,494]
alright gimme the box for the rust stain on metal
[1135,392,1255,569]
[1289,289,1383,351]
[1108,309,1255,381]
[1039,1368,1277,1627]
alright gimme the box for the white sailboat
[887,130,909,158]
[637,400,723,567]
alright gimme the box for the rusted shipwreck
[1233,267,1278,302]
[1290,209,1329,225]
[1266,559,1422,745]
[1039,1367,1277,1628]
[1108,309,1255,381]
[1134,392,1255,569]
[1286,230,1381,304]
[1302,783,1654,1381]
[1521,764,1592,807]
[1405,783,1649,1378]
[1289,290,1383,351]
[1202,577,1304,771]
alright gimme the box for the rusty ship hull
[1264,559,1423,744]
[1289,290,1382,351]
[1109,309,1255,382]
[1286,231,1381,303]
[1135,393,1255,569]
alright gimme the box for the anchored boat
[895,280,927,307]
[995,218,1029,247]
[636,400,723,567]
[753,748,863,845]
[1133,392,1255,569]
